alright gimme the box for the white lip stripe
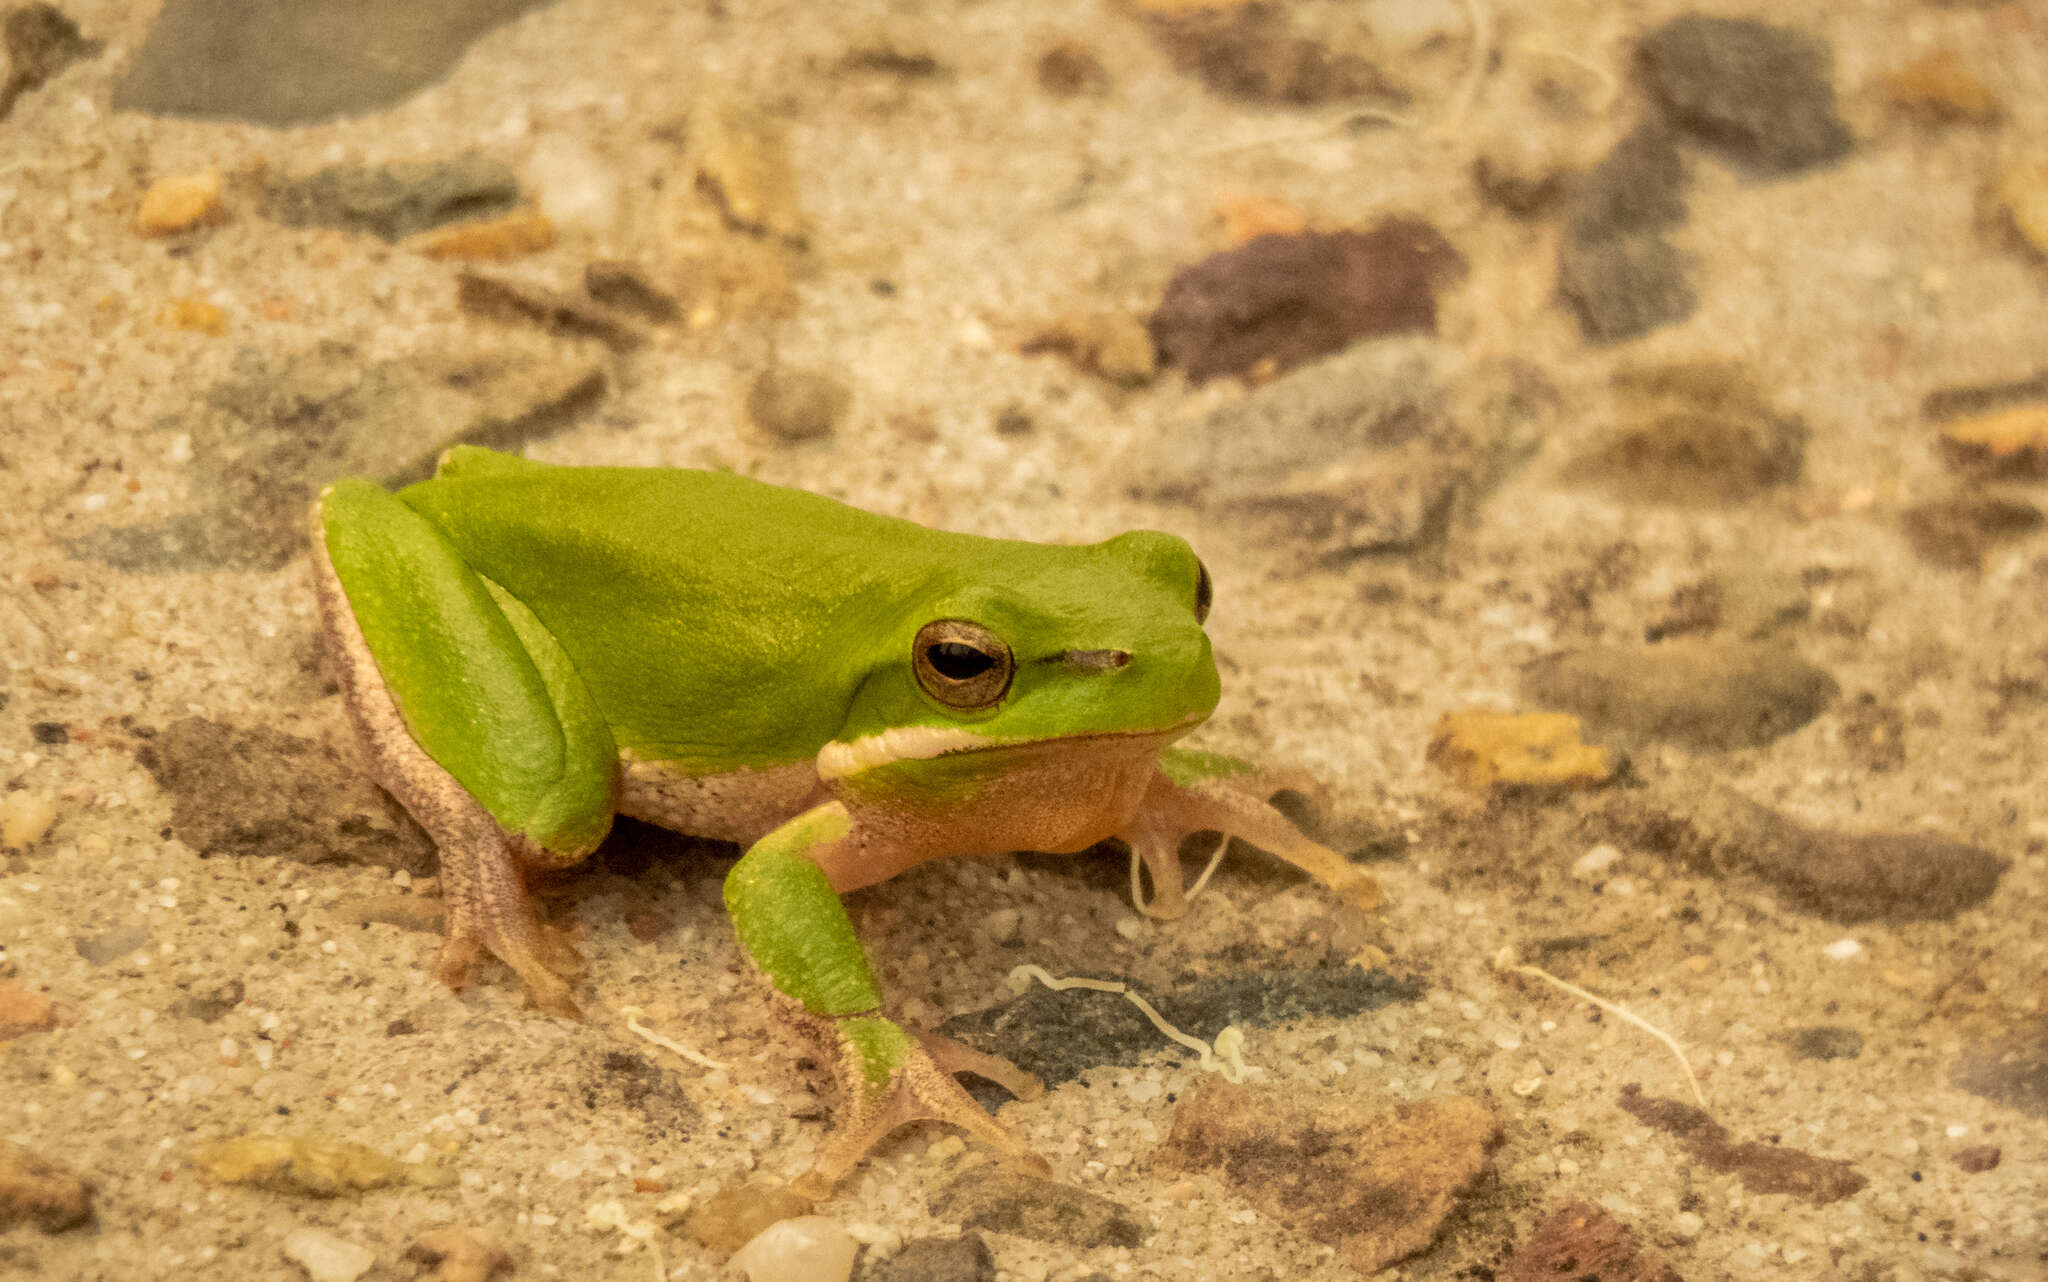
[815,725,996,780]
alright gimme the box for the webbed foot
[435,825,588,1019]
[791,1014,1049,1200]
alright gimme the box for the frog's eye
[913,619,1014,710]
[1194,559,1213,625]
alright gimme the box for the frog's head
[818,530,1220,780]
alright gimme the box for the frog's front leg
[1130,747,1382,917]
[724,803,1050,1198]
[312,480,617,1017]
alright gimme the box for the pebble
[135,169,224,236]
[1949,1018,2048,1119]
[1570,362,1805,504]
[1035,42,1110,98]
[410,207,555,259]
[873,1231,995,1282]
[0,790,56,849]
[584,261,681,324]
[977,908,1021,944]
[0,1140,94,1232]
[1618,1084,1865,1204]
[74,924,150,966]
[1500,1201,1683,1282]
[157,297,228,335]
[1883,50,2000,124]
[114,0,541,126]
[1821,938,1864,961]
[0,5,100,123]
[1018,311,1156,387]
[928,1169,1147,1249]
[1556,232,1696,344]
[0,977,57,1041]
[729,1216,859,1282]
[525,134,620,234]
[1149,220,1465,384]
[1519,641,1837,752]
[456,271,646,352]
[1143,3,1405,107]
[1158,1082,1498,1273]
[261,155,522,242]
[1899,494,2043,570]
[684,1183,815,1254]
[1426,711,1615,791]
[281,1226,376,1282]
[746,366,852,443]
[693,98,810,246]
[404,1227,513,1282]
[1938,402,2048,479]
[1637,15,1853,174]
[1570,844,1622,881]
[1950,1144,2001,1174]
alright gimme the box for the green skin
[310,445,1377,1195]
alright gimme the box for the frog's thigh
[312,482,615,1012]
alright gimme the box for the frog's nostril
[1055,649,1131,671]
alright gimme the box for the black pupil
[928,642,995,680]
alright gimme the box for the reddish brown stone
[1952,1144,2002,1174]
[1502,1201,1683,1282]
[0,977,57,1041]
[1619,1084,1866,1204]
[1149,220,1465,384]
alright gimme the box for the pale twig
[1441,0,1495,130]
[620,1005,727,1072]
[1493,947,1708,1110]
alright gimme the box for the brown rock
[1036,42,1109,97]
[1937,404,2048,479]
[0,978,57,1040]
[406,1227,514,1282]
[136,169,225,236]
[1618,1084,1866,1204]
[1520,641,1837,752]
[584,261,681,324]
[1156,1082,1499,1273]
[410,207,556,260]
[1597,787,2006,924]
[684,1183,817,1255]
[746,366,852,443]
[929,1170,1147,1249]
[456,271,647,352]
[1883,50,2000,123]
[1502,1201,1683,1282]
[1900,494,2043,569]
[1951,1144,2001,1174]
[1019,311,1156,386]
[1568,362,1805,504]
[1951,1019,2048,1119]
[1144,3,1406,107]
[1150,220,1465,384]
[0,1142,93,1233]
[1427,711,1616,791]
[693,98,809,247]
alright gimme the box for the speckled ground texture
[4,1,2047,1280]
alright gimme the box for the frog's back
[395,450,1004,770]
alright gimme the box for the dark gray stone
[1598,787,2008,924]
[68,343,604,573]
[871,1232,995,1282]
[262,155,521,242]
[1782,1025,1863,1061]
[1521,641,1837,752]
[1638,16,1853,175]
[1557,231,1696,344]
[1567,124,1689,242]
[1951,1020,2048,1119]
[939,966,1420,1092]
[74,926,150,966]
[112,0,555,126]
[929,1170,1147,1249]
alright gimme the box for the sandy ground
[3,1,2047,1279]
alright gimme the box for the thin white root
[1493,947,1708,1110]
[1128,832,1233,916]
[1009,964,1249,1082]
[621,1005,727,1072]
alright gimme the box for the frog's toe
[792,1017,1048,1199]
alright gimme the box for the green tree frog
[310,445,1378,1195]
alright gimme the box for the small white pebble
[1672,1210,1705,1240]
[1114,916,1145,941]
[280,1226,375,1282]
[1571,844,1621,880]
[978,908,1021,943]
[1945,1124,1969,1139]
[728,1216,859,1282]
[1822,938,1864,961]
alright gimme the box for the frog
[308,444,1379,1196]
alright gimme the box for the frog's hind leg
[311,480,617,1017]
